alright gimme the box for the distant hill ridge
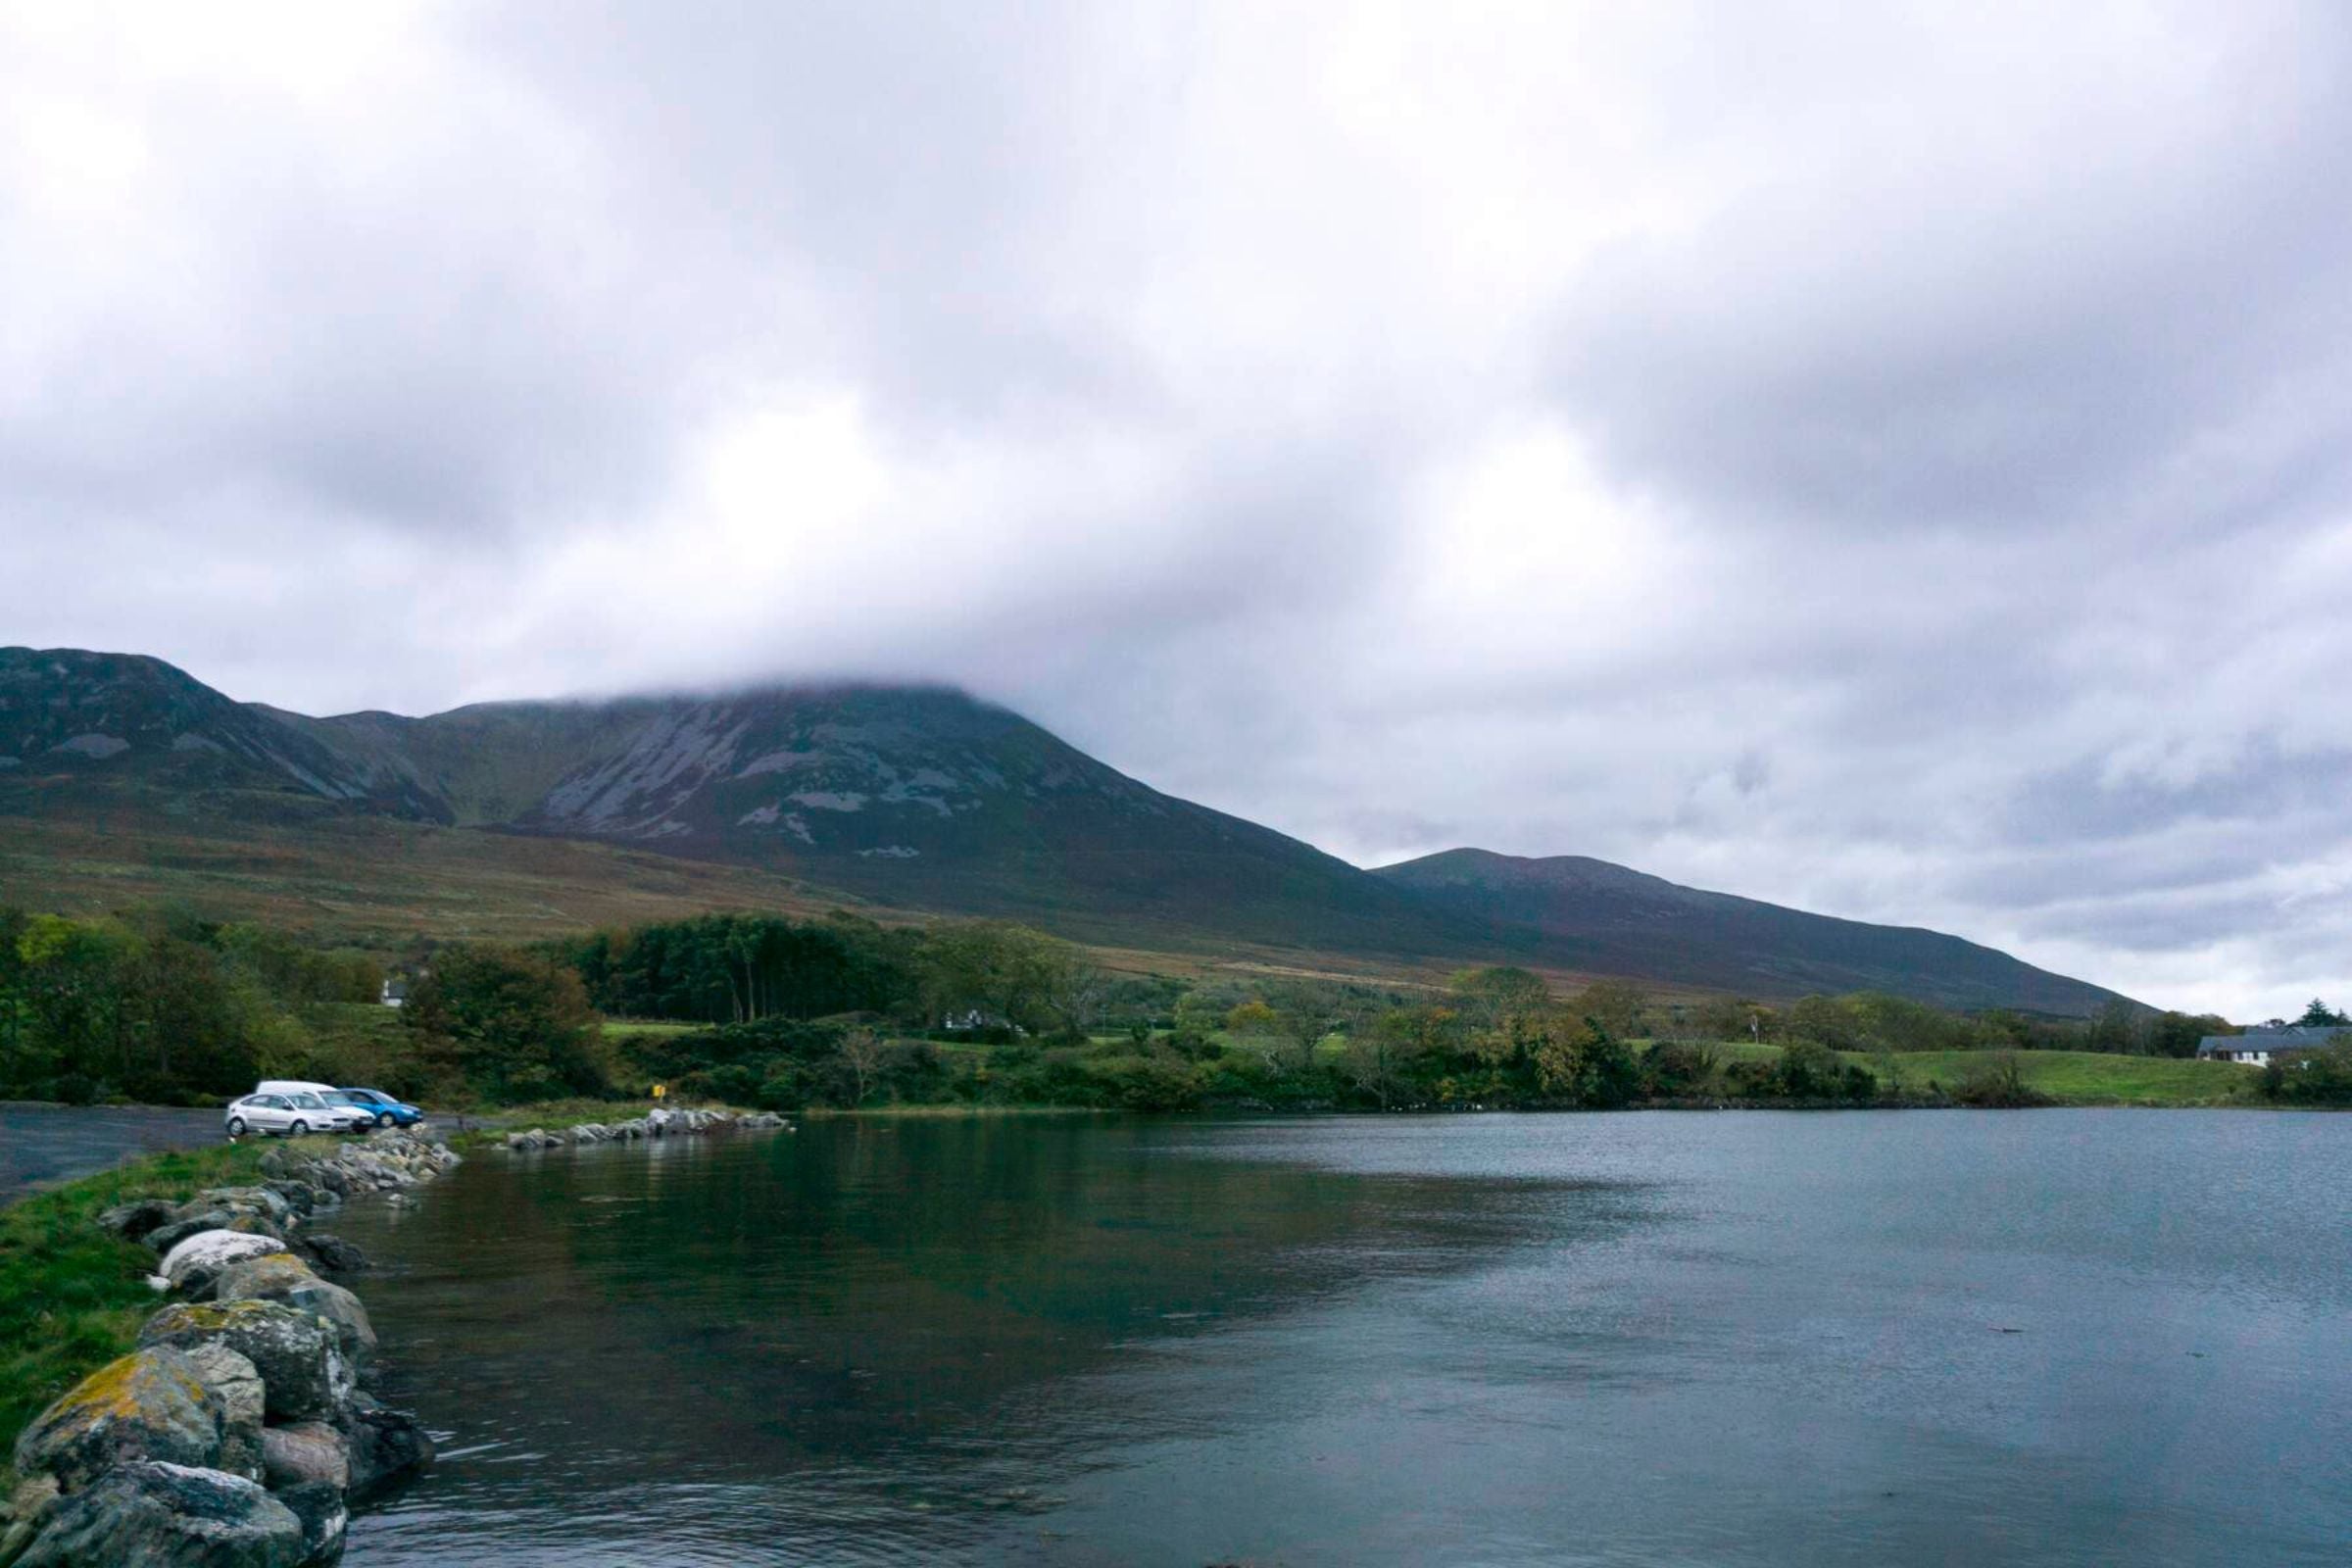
[0,647,2129,1014]
[1373,849,2109,1015]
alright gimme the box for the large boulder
[96,1198,181,1243]
[262,1181,321,1219]
[175,1344,266,1483]
[258,1425,348,1493]
[138,1302,350,1422]
[335,1394,433,1495]
[267,1480,347,1567]
[159,1232,288,1298]
[287,1234,365,1275]
[195,1188,292,1230]
[10,1348,222,1493]
[144,1209,237,1257]
[15,1461,303,1568]
[210,1255,377,1377]
[207,1252,316,1296]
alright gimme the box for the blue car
[334,1087,425,1129]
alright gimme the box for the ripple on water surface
[333,1111,2352,1566]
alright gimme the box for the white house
[2194,1025,2345,1066]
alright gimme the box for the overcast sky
[6,3,2349,1019]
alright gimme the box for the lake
[330,1111,2350,1566]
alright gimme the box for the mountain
[0,649,1480,958]
[1374,848,2120,1014]
[0,648,439,817]
[0,647,2128,1012]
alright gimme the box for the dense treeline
[0,906,380,1103]
[8,902,2337,1111]
[613,962,2070,1113]
[557,914,921,1024]
[551,912,1146,1037]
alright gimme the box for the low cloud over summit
[8,3,2351,1017]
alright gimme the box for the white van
[254,1079,342,1098]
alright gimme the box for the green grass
[600,1019,699,1041]
[1858,1048,2262,1106]
[1642,1040,2264,1106]
[0,1137,351,1450]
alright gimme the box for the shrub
[1952,1054,2050,1107]
[2262,1046,2352,1105]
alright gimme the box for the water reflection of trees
[381,1120,1649,1485]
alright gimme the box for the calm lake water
[332,1112,2351,1566]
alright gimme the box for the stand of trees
[0,899,2294,1113]
[0,906,380,1104]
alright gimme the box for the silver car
[223,1090,365,1139]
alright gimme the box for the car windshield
[322,1092,366,1106]
[342,1089,385,1104]
[288,1092,326,1109]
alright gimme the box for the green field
[1689,1040,2260,1106]
[1855,1048,2261,1106]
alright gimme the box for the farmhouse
[2194,1024,2346,1066]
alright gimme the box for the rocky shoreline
[1,1132,454,1568]
[3,1106,791,1566]
[499,1104,785,1151]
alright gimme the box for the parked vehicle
[334,1087,425,1128]
[224,1090,368,1139]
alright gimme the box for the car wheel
[289,1119,309,1137]
[227,1116,247,1138]
[376,1110,395,1128]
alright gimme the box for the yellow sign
[652,1084,666,1100]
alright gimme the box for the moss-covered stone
[9,1348,223,1494]
[158,1232,288,1298]
[137,1302,349,1423]
[212,1257,375,1377]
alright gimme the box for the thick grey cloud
[6,2,2350,1019]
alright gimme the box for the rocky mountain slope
[0,647,2127,1012]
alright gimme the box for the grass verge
[0,1137,353,1453]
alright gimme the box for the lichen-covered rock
[10,1348,223,1493]
[138,1302,351,1422]
[210,1252,317,1295]
[288,1234,365,1275]
[197,1188,292,1228]
[97,1198,181,1242]
[335,1395,433,1495]
[160,1231,289,1298]
[8,1473,63,1526]
[175,1344,265,1482]
[15,1461,303,1568]
[212,1259,376,1375]
[258,1424,348,1493]
[262,1181,320,1218]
